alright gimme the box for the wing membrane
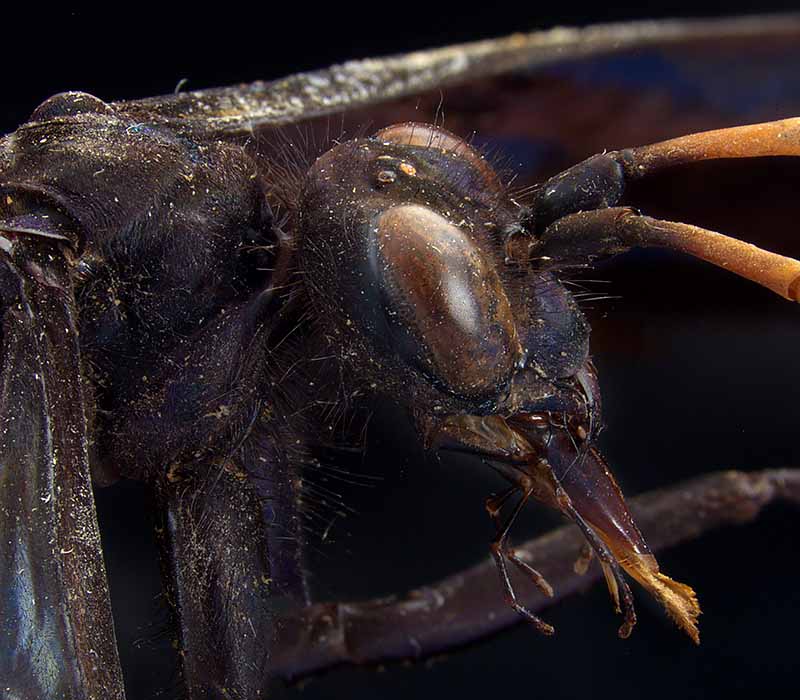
[115,14,800,135]
[0,237,124,699]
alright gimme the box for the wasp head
[298,122,700,641]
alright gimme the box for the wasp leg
[156,429,307,700]
[486,487,555,598]
[485,486,516,519]
[156,466,277,699]
[556,488,637,639]
[506,550,555,598]
[488,486,555,635]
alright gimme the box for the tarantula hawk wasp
[2,13,800,700]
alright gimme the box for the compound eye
[372,203,520,398]
[375,122,503,194]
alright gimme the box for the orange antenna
[620,117,800,177]
[535,208,800,302]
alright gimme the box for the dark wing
[0,232,125,699]
[114,14,800,135]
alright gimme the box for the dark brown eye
[374,122,503,194]
[371,203,520,398]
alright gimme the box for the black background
[3,3,800,699]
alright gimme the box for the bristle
[621,555,701,644]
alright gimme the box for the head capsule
[298,122,590,418]
[297,123,702,642]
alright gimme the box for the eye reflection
[443,274,480,336]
